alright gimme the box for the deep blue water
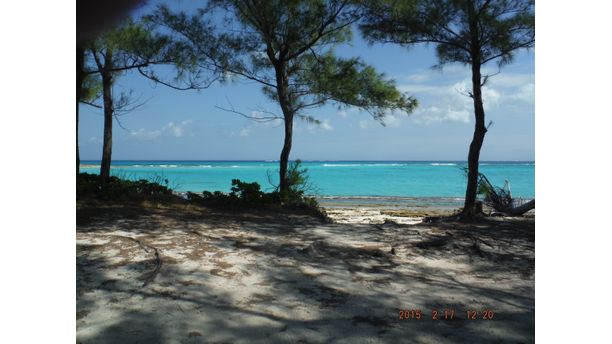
[80,161,534,202]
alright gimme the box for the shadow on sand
[77,203,534,343]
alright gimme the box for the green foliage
[85,18,208,90]
[77,173,174,201]
[153,0,417,121]
[186,161,321,210]
[80,73,102,104]
[360,0,535,68]
[477,179,492,197]
[188,179,275,206]
[300,53,418,122]
[230,179,267,203]
[474,172,515,211]
[278,159,314,204]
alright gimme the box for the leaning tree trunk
[506,199,535,216]
[100,68,113,183]
[462,60,488,218]
[76,45,85,176]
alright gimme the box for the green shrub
[230,179,265,203]
[186,190,236,206]
[77,173,174,201]
[188,179,271,207]
[77,164,327,219]
[186,161,321,212]
[278,159,315,205]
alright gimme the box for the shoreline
[171,191,535,224]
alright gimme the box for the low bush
[186,162,326,218]
[77,165,328,220]
[77,173,174,201]
[187,179,275,206]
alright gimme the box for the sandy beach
[76,202,534,343]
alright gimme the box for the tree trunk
[273,60,294,199]
[278,112,294,197]
[461,61,487,218]
[507,199,535,216]
[100,50,114,183]
[76,45,85,176]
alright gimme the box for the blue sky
[78,1,535,162]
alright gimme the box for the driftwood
[505,199,535,216]
[477,173,535,216]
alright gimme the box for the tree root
[141,247,162,287]
[467,234,494,249]
[109,235,162,287]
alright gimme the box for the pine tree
[360,0,534,218]
[84,19,211,182]
[153,0,417,199]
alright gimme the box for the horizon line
[80,159,535,163]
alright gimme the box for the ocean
[80,160,534,209]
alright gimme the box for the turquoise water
[80,161,534,204]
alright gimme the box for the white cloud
[229,127,251,138]
[355,111,405,129]
[483,87,501,109]
[404,80,475,124]
[338,110,347,118]
[396,68,533,125]
[320,119,333,131]
[130,119,193,140]
[400,71,433,83]
[507,83,535,103]
[359,120,371,129]
[304,118,333,133]
[163,120,193,137]
[130,128,162,140]
[487,73,534,89]
[412,106,471,125]
[87,136,103,143]
[381,112,405,127]
[398,84,441,94]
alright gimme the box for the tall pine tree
[360,0,534,218]
[84,19,211,182]
[153,0,418,199]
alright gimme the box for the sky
[78,0,535,162]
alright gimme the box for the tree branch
[80,100,102,109]
[214,99,284,123]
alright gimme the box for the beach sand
[76,202,534,343]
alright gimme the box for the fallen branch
[110,235,162,287]
[505,199,535,216]
[141,247,162,287]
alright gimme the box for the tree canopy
[151,1,418,119]
[82,18,218,181]
[360,0,534,69]
[84,19,212,91]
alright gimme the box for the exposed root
[467,234,495,249]
[415,234,453,249]
[109,235,162,287]
[188,230,203,238]
[111,235,149,253]
[141,247,162,287]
